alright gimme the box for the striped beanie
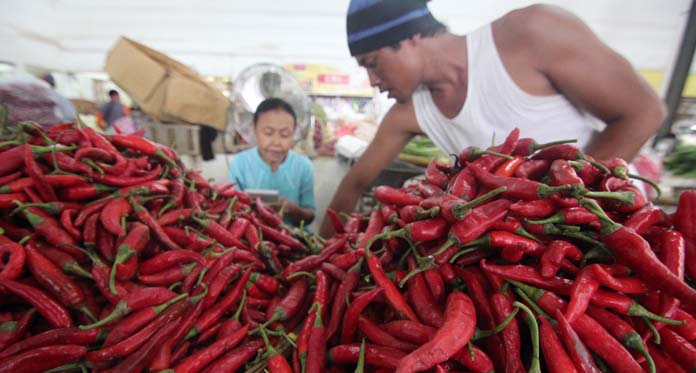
[347,0,440,56]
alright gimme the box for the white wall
[0,0,690,79]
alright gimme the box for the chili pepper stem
[642,317,661,344]
[355,338,366,373]
[583,190,636,206]
[44,362,92,373]
[449,248,480,263]
[627,173,662,198]
[628,302,684,325]
[513,301,541,373]
[430,237,456,258]
[536,138,577,149]
[476,148,514,160]
[473,306,520,340]
[622,333,656,373]
[453,186,508,217]
[510,282,553,322]
[79,305,98,323]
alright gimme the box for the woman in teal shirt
[229,98,316,227]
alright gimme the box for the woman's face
[254,108,295,168]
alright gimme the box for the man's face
[254,108,295,167]
[357,41,420,103]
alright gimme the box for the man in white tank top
[321,0,665,236]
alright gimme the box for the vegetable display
[0,107,695,372]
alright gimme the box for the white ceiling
[0,0,691,79]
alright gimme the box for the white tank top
[413,24,598,155]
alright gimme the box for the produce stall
[0,107,695,373]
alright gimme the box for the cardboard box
[104,37,229,131]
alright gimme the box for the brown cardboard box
[104,37,229,131]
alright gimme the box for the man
[41,73,77,122]
[97,90,130,132]
[321,0,666,236]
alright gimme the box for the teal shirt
[229,147,316,226]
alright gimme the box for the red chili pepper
[259,328,292,373]
[104,317,181,373]
[380,204,399,224]
[553,309,601,373]
[109,133,176,163]
[405,256,443,327]
[0,345,87,373]
[80,288,180,330]
[513,137,576,156]
[174,324,250,373]
[582,199,696,308]
[434,199,511,265]
[447,168,478,200]
[138,262,197,286]
[306,303,327,373]
[0,144,74,177]
[421,187,505,222]
[163,226,211,250]
[586,306,655,372]
[514,159,550,180]
[16,204,77,248]
[187,268,251,339]
[674,190,696,280]
[397,204,437,223]
[459,145,514,164]
[358,316,418,351]
[374,185,423,206]
[256,223,300,250]
[104,292,196,347]
[130,196,180,250]
[647,342,687,373]
[366,241,419,323]
[320,261,347,281]
[532,143,609,171]
[396,292,476,373]
[540,240,583,278]
[515,282,644,372]
[99,197,131,236]
[0,278,72,328]
[254,196,282,228]
[509,199,556,218]
[424,268,445,304]
[139,249,206,275]
[568,160,603,187]
[465,230,544,262]
[58,183,115,201]
[425,158,449,187]
[280,237,347,280]
[0,327,99,360]
[0,234,25,280]
[110,222,150,293]
[382,320,436,346]
[526,206,598,226]
[494,155,525,177]
[89,293,190,362]
[200,339,264,372]
[326,258,362,341]
[661,327,696,371]
[656,230,686,333]
[538,315,578,373]
[491,292,524,373]
[227,216,251,240]
[0,171,23,186]
[469,162,572,200]
[340,288,383,344]
[417,181,445,198]
[329,343,406,370]
[25,240,93,319]
[0,192,26,208]
[204,264,242,309]
[549,159,585,186]
[265,277,309,326]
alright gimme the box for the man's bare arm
[319,101,421,237]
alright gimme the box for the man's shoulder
[500,4,584,37]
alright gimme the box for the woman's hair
[253,98,297,127]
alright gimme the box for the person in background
[229,98,316,227]
[321,0,666,236]
[97,89,130,132]
[41,73,77,122]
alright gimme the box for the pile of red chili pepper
[2,106,696,373]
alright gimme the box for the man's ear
[406,34,422,48]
